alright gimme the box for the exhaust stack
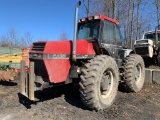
[72,1,81,62]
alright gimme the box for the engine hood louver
[32,43,46,51]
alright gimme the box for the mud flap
[20,60,35,101]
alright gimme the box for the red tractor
[20,1,145,110]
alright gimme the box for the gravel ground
[0,80,160,120]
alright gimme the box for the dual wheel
[79,54,145,110]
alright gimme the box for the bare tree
[0,28,33,48]
[59,31,69,40]
[136,0,141,39]
[83,0,91,16]
[0,28,19,47]
[0,34,8,47]
[24,32,33,47]
[112,0,117,19]
[130,0,135,49]
[20,32,33,47]
[81,0,157,48]
[156,0,160,27]
[103,0,109,16]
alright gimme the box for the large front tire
[79,55,119,110]
[121,54,145,92]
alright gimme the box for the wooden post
[29,62,35,101]
[20,60,26,95]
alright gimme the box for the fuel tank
[29,40,96,83]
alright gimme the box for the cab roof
[144,30,160,34]
[79,14,119,25]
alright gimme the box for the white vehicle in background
[134,26,160,66]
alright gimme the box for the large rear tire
[121,54,145,92]
[79,55,119,110]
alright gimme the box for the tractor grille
[135,47,148,55]
[135,40,148,44]
[32,43,46,51]
[32,60,49,79]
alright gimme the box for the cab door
[101,20,124,59]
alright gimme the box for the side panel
[76,40,96,54]
[101,43,123,59]
[44,59,70,83]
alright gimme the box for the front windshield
[77,21,100,40]
[144,33,155,40]
[144,32,160,41]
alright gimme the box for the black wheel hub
[101,75,110,91]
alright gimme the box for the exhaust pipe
[72,1,81,62]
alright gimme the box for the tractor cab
[77,15,124,59]
[77,15,123,46]
[143,30,160,41]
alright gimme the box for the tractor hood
[134,39,154,58]
[29,40,96,58]
[29,40,96,83]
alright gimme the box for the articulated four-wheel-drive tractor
[20,1,145,110]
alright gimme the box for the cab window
[102,20,123,45]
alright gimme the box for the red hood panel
[30,40,96,55]
[30,40,96,83]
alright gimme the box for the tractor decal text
[29,53,95,59]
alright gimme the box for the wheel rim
[100,69,114,99]
[134,63,142,85]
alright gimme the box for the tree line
[1,0,159,48]
[82,0,159,48]
[0,28,33,48]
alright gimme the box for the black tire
[157,51,160,66]
[79,55,119,110]
[121,54,145,92]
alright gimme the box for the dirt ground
[0,79,160,120]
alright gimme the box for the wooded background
[0,0,159,48]
[81,0,160,48]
